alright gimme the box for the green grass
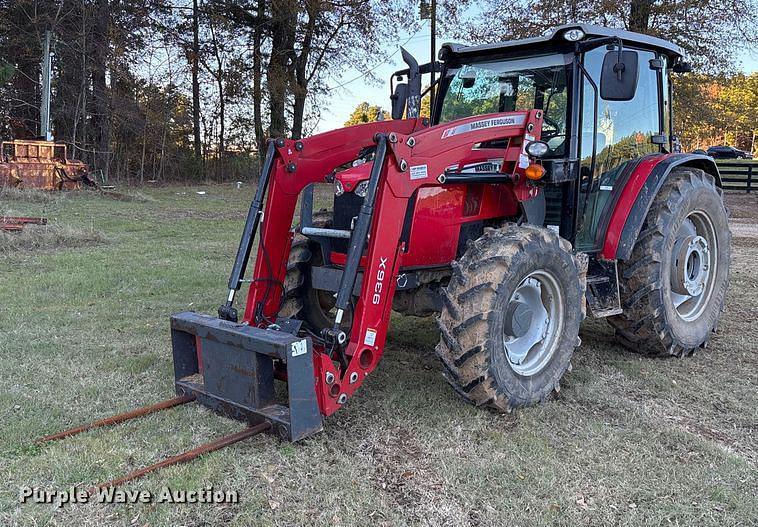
[1,186,756,526]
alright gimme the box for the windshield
[439,54,570,157]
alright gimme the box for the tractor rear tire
[436,224,587,411]
[280,211,352,332]
[608,168,730,356]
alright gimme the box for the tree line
[0,0,426,183]
[0,0,755,186]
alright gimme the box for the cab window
[439,54,570,157]
[575,47,662,251]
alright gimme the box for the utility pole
[191,0,203,174]
[40,30,53,141]
[429,0,436,113]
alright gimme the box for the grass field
[1,185,756,526]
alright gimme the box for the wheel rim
[502,270,564,376]
[669,210,718,321]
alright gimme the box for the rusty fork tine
[91,422,272,491]
[36,395,196,444]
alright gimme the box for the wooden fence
[718,161,756,193]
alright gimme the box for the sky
[314,23,758,133]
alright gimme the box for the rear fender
[600,153,720,260]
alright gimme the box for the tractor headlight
[334,179,344,196]
[525,140,550,158]
[562,28,585,42]
[354,180,369,198]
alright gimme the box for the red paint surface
[240,111,544,416]
[600,153,671,259]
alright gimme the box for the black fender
[615,153,720,261]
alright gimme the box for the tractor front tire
[436,225,587,411]
[280,212,352,332]
[609,168,730,356]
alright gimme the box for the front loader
[39,24,731,487]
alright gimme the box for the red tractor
[40,24,730,486]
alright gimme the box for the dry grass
[0,187,63,204]
[97,189,157,203]
[0,186,755,527]
[0,224,106,253]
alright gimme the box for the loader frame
[193,110,544,421]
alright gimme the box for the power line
[325,24,427,92]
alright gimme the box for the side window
[575,47,662,251]
[581,48,660,166]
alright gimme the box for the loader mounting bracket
[170,311,323,441]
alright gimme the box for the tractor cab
[392,24,690,252]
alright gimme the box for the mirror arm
[613,37,625,80]
[577,36,620,53]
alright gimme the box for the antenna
[40,30,53,141]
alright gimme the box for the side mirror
[600,50,639,101]
[672,61,693,73]
[391,83,408,120]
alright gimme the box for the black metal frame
[171,311,323,441]
[330,134,388,339]
[219,139,279,322]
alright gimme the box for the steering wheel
[541,115,562,137]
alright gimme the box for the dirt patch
[724,193,758,221]
[97,189,156,202]
[724,194,758,238]
[363,426,468,524]
[730,222,758,239]
[0,223,106,253]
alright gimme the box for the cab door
[574,47,666,251]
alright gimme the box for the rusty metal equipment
[1,215,47,232]
[0,140,89,190]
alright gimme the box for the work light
[562,28,585,41]
[525,140,550,158]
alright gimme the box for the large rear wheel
[609,168,730,356]
[436,225,587,411]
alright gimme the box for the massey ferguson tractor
[40,24,730,487]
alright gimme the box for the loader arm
[240,110,545,416]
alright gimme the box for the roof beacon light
[563,28,585,42]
